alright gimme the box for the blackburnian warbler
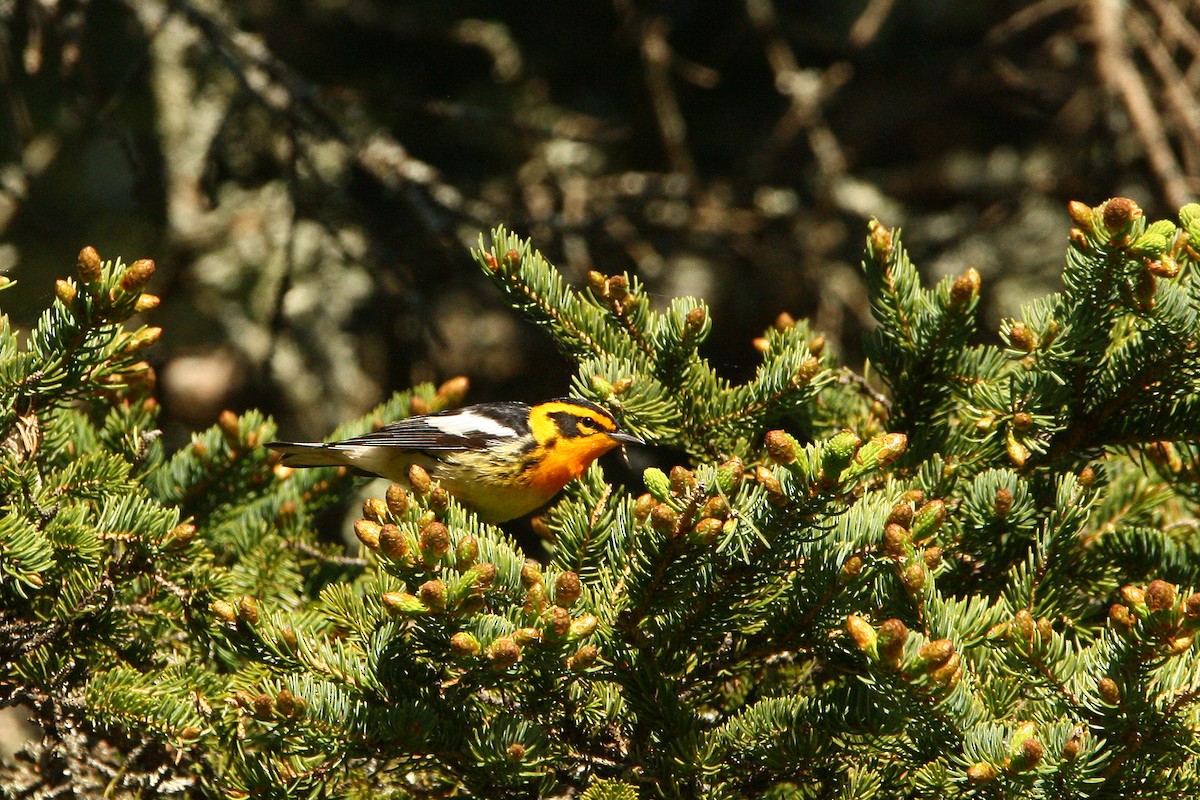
[267,398,643,522]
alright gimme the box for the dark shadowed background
[2,0,1196,446]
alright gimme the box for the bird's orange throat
[525,435,620,496]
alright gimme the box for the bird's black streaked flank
[267,399,644,522]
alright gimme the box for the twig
[1085,0,1194,208]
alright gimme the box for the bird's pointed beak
[609,430,645,446]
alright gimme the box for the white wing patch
[426,411,517,439]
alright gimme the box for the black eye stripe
[548,410,614,438]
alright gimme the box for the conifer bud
[1013,609,1036,642]
[418,580,447,610]
[386,483,410,517]
[568,644,599,670]
[252,693,274,720]
[691,517,724,544]
[486,636,521,668]
[882,523,911,558]
[868,221,894,261]
[634,493,655,522]
[126,327,163,353]
[409,395,430,415]
[1184,593,1200,619]
[928,653,960,687]
[279,689,306,720]
[569,614,598,640]
[524,582,548,614]
[1008,322,1036,352]
[612,376,634,395]
[1120,585,1146,611]
[419,522,450,559]
[217,410,240,447]
[700,495,729,520]
[1069,227,1089,250]
[994,488,1013,517]
[362,498,388,523]
[1078,466,1095,487]
[826,430,862,464]
[764,430,797,464]
[543,606,571,638]
[1013,738,1044,771]
[504,248,521,268]
[795,357,822,385]
[450,631,481,658]
[806,334,826,356]
[669,466,696,494]
[435,376,470,407]
[428,486,450,514]
[211,599,238,625]
[923,546,943,570]
[1012,412,1032,432]
[455,536,479,569]
[587,270,606,293]
[590,376,613,400]
[379,524,410,560]
[483,251,499,271]
[650,504,679,534]
[839,555,864,582]
[135,293,160,312]
[554,571,582,608]
[513,627,541,646]
[179,726,202,741]
[1101,197,1142,234]
[1109,603,1135,631]
[382,591,427,615]
[55,279,76,306]
[918,639,954,670]
[119,259,156,292]
[950,267,980,307]
[1067,200,1094,229]
[468,562,497,591]
[846,614,877,654]
[1097,677,1120,705]
[521,559,543,588]
[1148,256,1179,278]
[355,520,383,551]
[643,468,672,501]
[280,627,298,652]
[237,595,260,625]
[1063,727,1085,761]
[77,246,102,283]
[901,563,926,593]
[685,306,707,334]
[506,743,526,761]
[716,457,744,493]
[887,503,913,528]
[877,618,907,665]
[1006,433,1029,468]
[408,464,431,495]
[1168,634,1193,654]
[774,311,795,331]
[164,522,197,550]
[605,275,628,301]
[1145,579,1177,612]
[967,762,998,784]
[911,500,946,540]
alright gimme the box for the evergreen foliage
[4,198,1200,797]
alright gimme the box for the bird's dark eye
[576,417,599,432]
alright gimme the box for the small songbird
[267,398,643,522]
